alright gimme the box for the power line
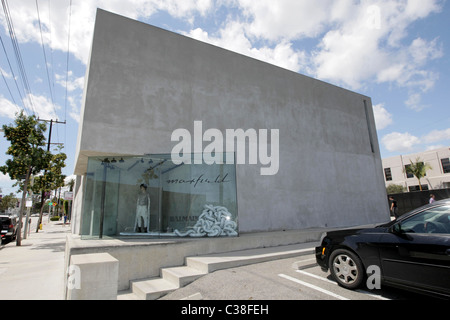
[0,34,25,109]
[35,0,58,118]
[64,0,73,124]
[1,0,36,115]
[47,0,55,93]
[62,0,73,149]
[0,65,20,112]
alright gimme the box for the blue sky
[1,0,449,195]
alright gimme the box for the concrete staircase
[118,241,318,300]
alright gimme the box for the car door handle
[446,249,450,256]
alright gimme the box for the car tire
[329,249,365,290]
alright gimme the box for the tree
[404,157,432,191]
[0,193,17,213]
[0,111,51,245]
[32,151,67,232]
[67,178,75,192]
[386,184,405,195]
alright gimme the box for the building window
[81,153,238,239]
[404,164,414,178]
[441,158,450,174]
[404,163,427,178]
[384,168,392,181]
[408,185,429,192]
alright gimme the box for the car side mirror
[391,223,403,235]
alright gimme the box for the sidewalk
[0,218,70,300]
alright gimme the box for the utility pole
[34,119,66,232]
[38,119,66,152]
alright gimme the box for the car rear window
[1,217,11,224]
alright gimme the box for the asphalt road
[161,253,438,300]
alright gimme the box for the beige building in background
[382,147,450,191]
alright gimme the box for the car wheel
[329,249,365,290]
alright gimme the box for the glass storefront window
[80,153,238,239]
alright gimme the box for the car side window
[399,206,450,234]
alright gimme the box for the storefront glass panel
[80,153,238,239]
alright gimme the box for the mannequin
[135,184,150,232]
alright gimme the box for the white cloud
[405,92,429,112]
[381,127,450,153]
[55,72,84,92]
[425,144,445,151]
[156,0,213,18]
[186,23,306,72]
[24,94,61,120]
[409,37,443,65]
[0,93,59,121]
[195,0,444,94]
[236,0,333,41]
[68,95,81,123]
[376,64,405,83]
[382,132,420,152]
[422,128,450,144]
[0,95,21,119]
[373,103,393,130]
[1,0,444,110]
[0,0,213,65]
[313,26,385,89]
[0,172,19,195]
[0,172,12,186]
[0,67,12,79]
[311,1,442,91]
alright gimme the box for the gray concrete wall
[73,9,389,234]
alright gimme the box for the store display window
[80,153,238,239]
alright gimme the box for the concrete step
[119,267,206,300]
[131,277,179,300]
[162,266,207,287]
[186,242,317,273]
[116,290,140,300]
[122,241,318,300]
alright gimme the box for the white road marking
[278,273,350,300]
[295,269,391,300]
[296,269,336,284]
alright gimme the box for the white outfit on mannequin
[135,184,150,232]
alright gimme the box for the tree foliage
[0,111,52,245]
[404,157,432,191]
[0,193,17,213]
[0,111,50,183]
[386,184,406,195]
[32,151,67,232]
[32,152,67,195]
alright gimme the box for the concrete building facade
[72,9,389,238]
[382,147,450,191]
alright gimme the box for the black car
[0,215,18,243]
[316,199,450,299]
